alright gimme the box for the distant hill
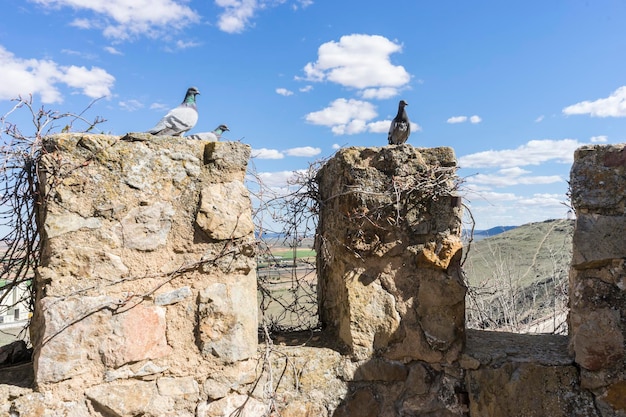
[462,218,574,333]
[471,225,518,241]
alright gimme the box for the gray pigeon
[388,100,410,145]
[147,87,200,136]
[187,124,230,141]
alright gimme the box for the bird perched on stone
[388,100,410,145]
[187,124,230,141]
[147,87,200,136]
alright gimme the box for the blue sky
[2,1,626,230]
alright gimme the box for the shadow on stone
[0,340,34,388]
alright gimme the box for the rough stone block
[466,362,599,417]
[196,181,254,240]
[570,144,626,213]
[85,381,166,416]
[569,309,624,371]
[114,202,175,251]
[100,303,172,368]
[572,213,626,268]
[197,394,266,417]
[203,141,251,182]
[157,376,199,398]
[155,286,192,306]
[34,295,115,384]
[197,281,258,362]
[316,145,465,361]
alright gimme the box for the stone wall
[0,138,624,417]
[569,144,626,416]
[13,133,258,415]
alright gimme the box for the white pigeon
[388,99,410,145]
[187,124,230,141]
[147,87,200,136]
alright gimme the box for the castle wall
[0,138,624,417]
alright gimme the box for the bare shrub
[0,96,105,340]
[248,160,323,335]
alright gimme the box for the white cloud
[467,170,563,188]
[256,170,303,187]
[535,115,545,123]
[292,0,313,9]
[563,86,626,117]
[332,143,341,149]
[32,0,200,41]
[447,116,467,124]
[302,34,410,93]
[104,46,123,55]
[276,88,294,96]
[285,146,321,157]
[149,102,168,111]
[590,135,608,143]
[70,18,92,29]
[252,148,284,159]
[360,87,399,100]
[367,120,391,133]
[215,0,258,34]
[518,193,564,206]
[299,85,313,93]
[459,139,584,168]
[447,115,481,124]
[119,99,143,111]
[461,189,569,229]
[305,98,378,135]
[0,45,114,103]
[175,40,201,49]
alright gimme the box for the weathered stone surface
[196,394,266,417]
[11,391,91,417]
[44,212,102,238]
[157,376,199,398]
[202,359,257,400]
[417,236,463,270]
[115,202,175,251]
[280,400,328,417]
[316,145,465,362]
[203,378,231,400]
[572,213,626,268]
[100,304,172,368]
[397,361,465,417]
[154,286,192,306]
[196,181,254,240]
[105,360,168,382]
[34,295,115,384]
[466,362,599,417]
[570,144,626,213]
[197,281,257,362]
[603,380,626,413]
[203,141,251,182]
[85,381,166,416]
[333,388,380,417]
[569,308,624,371]
[352,358,408,382]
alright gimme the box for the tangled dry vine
[0,96,106,336]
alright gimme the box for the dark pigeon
[187,124,230,141]
[147,87,200,136]
[388,99,410,145]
